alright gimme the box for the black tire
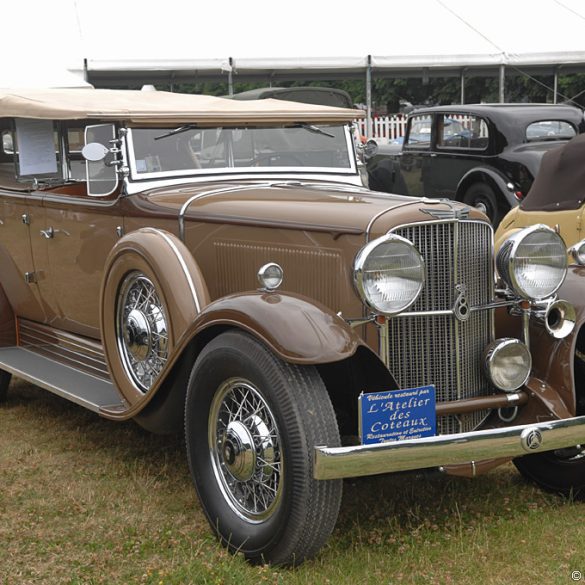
[0,369,11,403]
[463,183,507,227]
[514,447,585,500]
[184,330,342,566]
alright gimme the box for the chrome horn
[540,299,576,339]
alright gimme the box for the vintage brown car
[0,89,584,566]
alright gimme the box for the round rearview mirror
[364,139,378,158]
[82,142,109,162]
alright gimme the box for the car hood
[137,180,489,238]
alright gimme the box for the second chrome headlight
[354,234,425,316]
[496,224,567,300]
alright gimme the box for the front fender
[497,266,585,416]
[185,291,365,365]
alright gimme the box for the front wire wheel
[185,330,342,566]
[209,378,283,522]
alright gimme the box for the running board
[0,346,124,413]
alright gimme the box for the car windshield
[128,125,353,177]
[526,120,576,142]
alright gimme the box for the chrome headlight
[354,234,425,316]
[496,225,567,300]
[569,238,585,265]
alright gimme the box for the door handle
[40,227,70,239]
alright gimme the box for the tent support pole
[460,68,466,104]
[499,65,505,103]
[228,57,234,96]
[366,55,373,139]
[553,68,559,104]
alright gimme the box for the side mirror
[81,142,109,162]
[364,139,378,158]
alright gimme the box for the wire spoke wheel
[116,272,169,393]
[209,378,283,522]
[185,330,343,565]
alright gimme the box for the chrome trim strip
[123,173,363,195]
[178,182,276,241]
[313,415,585,480]
[125,126,358,182]
[365,200,422,243]
[141,227,201,313]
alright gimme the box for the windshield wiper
[154,124,196,141]
[298,124,335,138]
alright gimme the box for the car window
[404,115,432,149]
[526,121,576,142]
[66,126,87,181]
[437,115,489,150]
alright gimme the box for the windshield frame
[125,124,358,182]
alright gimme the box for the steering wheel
[250,153,304,167]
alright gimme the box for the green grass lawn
[1,378,584,585]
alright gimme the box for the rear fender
[456,168,518,208]
[100,228,210,417]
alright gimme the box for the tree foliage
[165,70,585,113]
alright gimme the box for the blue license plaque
[359,385,436,445]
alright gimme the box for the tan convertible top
[0,88,364,125]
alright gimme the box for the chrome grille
[387,220,494,435]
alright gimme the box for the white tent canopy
[79,0,585,77]
[3,0,585,90]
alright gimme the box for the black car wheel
[184,329,342,566]
[514,446,585,500]
[463,183,507,226]
[0,369,11,402]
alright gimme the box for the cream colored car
[495,132,585,260]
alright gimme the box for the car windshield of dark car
[128,125,353,177]
[525,120,576,142]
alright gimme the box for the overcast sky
[6,0,585,73]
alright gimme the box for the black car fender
[456,167,519,208]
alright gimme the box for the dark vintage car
[0,89,584,566]
[230,86,354,109]
[366,104,585,225]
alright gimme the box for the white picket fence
[355,115,408,142]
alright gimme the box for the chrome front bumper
[313,416,585,480]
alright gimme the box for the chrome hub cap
[223,421,256,481]
[209,379,282,522]
[116,272,169,393]
[124,309,152,361]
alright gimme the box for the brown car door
[32,190,123,340]
[0,187,48,324]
